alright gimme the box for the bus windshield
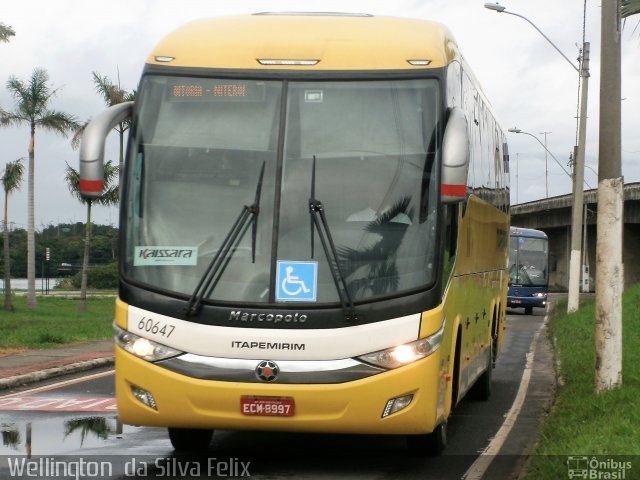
[124,75,440,305]
[508,235,548,287]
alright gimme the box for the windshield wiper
[184,161,265,317]
[308,156,358,322]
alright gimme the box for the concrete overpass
[510,182,640,291]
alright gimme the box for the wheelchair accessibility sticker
[276,261,318,302]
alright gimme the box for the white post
[567,42,590,313]
[594,0,623,392]
[594,178,623,390]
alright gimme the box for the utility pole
[594,0,623,392]
[540,132,551,197]
[515,153,519,204]
[582,204,590,293]
[484,2,588,314]
[567,41,589,313]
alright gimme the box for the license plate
[511,299,522,304]
[240,396,295,417]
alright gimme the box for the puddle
[0,415,126,456]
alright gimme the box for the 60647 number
[137,317,176,338]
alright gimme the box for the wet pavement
[0,310,556,479]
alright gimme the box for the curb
[0,357,114,391]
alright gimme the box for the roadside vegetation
[0,223,118,280]
[56,262,118,290]
[0,295,115,351]
[524,282,640,478]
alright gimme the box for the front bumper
[115,346,444,435]
[507,296,547,309]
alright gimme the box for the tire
[525,306,533,315]
[407,420,448,456]
[168,427,213,452]
[406,329,457,456]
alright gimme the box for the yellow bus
[79,12,510,455]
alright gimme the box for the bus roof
[510,226,548,239]
[148,13,460,71]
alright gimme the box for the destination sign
[167,79,265,102]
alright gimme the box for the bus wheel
[168,427,213,452]
[406,421,447,456]
[525,306,533,315]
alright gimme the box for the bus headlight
[114,324,182,362]
[357,322,445,370]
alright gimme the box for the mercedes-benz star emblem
[255,360,279,382]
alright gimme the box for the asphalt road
[0,310,548,480]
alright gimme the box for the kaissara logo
[133,246,198,266]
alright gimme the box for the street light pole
[483,3,580,73]
[515,153,519,204]
[540,131,551,197]
[569,42,590,313]
[485,2,589,313]
[507,129,573,179]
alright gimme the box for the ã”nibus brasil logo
[566,456,633,479]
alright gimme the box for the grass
[0,295,116,350]
[524,283,640,478]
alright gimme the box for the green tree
[1,424,21,449]
[4,229,26,278]
[64,417,112,446]
[65,161,118,311]
[622,0,640,33]
[622,0,640,17]
[0,23,15,43]
[1,158,24,311]
[71,71,135,184]
[0,68,79,308]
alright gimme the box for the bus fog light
[382,394,414,418]
[131,385,158,410]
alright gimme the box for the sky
[1,0,639,229]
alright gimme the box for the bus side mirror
[441,107,470,204]
[79,101,134,198]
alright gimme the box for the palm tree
[338,197,414,299]
[0,68,79,308]
[622,0,640,33]
[622,0,640,17]
[71,71,135,185]
[0,23,15,43]
[2,158,25,311]
[65,161,118,311]
[64,417,112,446]
[1,424,21,449]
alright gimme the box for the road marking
[0,369,114,398]
[0,395,117,412]
[463,312,549,480]
[0,370,117,412]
